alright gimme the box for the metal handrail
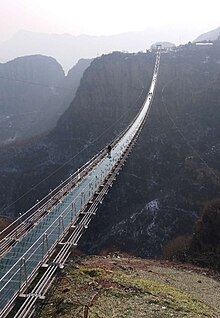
[0,50,161,318]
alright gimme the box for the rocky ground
[37,252,220,318]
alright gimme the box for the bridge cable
[1,85,146,214]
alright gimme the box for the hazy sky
[0,0,220,42]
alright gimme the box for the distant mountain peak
[0,28,183,73]
[194,26,220,42]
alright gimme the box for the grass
[37,258,219,318]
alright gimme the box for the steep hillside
[0,52,155,218]
[1,42,220,258]
[60,58,92,117]
[0,56,90,145]
[52,52,154,149]
[79,40,220,257]
[0,55,65,144]
[36,254,220,317]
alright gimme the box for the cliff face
[62,58,92,115]
[0,55,91,145]
[1,43,220,258]
[0,55,65,144]
[53,52,154,150]
[79,41,220,257]
[0,52,155,218]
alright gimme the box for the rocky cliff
[0,52,155,218]
[0,55,91,145]
[79,40,220,257]
[52,52,154,150]
[1,43,220,258]
[0,55,65,144]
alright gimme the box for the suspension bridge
[0,50,160,318]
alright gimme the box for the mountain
[0,52,155,218]
[53,52,154,149]
[0,55,65,144]
[62,58,92,116]
[1,40,220,258]
[0,56,91,145]
[194,26,220,42]
[0,29,179,72]
[79,40,220,257]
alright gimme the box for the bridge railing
[0,50,161,317]
[0,154,116,313]
[0,51,161,254]
[0,96,142,246]
[0,145,109,250]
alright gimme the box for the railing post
[19,257,28,291]
[81,192,84,207]
[42,233,49,260]
[19,212,22,224]
[95,175,98,188]
[36,199,39,210]
[71,202,74,221]
[58,216,64,238]
[71,202,76,222]
[89,183,92,196]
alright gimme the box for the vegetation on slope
[37,255,220,318]
[164,199,220,271]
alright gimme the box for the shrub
[163,235,192,261]
[190,199,220,270]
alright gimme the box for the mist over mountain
[0,29,179,72]
[0,55,91,144]
[194,26,220,42]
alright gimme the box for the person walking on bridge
[107,144,112,158]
